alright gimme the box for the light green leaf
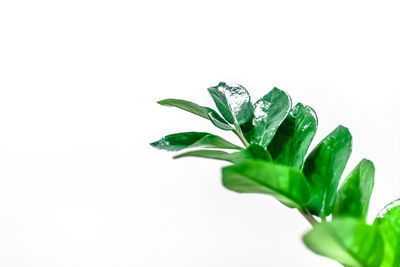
[173,144,272,163]
[267,103,317,169]
[303,125,352,217]
[333,159,375,220]
[374,199,400,267]
[150,132,241,151]
[248,87,292,148]
[207,82,253,125]
[303,218,383,267]
[158,98,233,130]
[222,160,310,208]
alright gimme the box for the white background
[1,1,400,266]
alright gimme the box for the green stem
[299,209,318,226]
[233,129,249,147]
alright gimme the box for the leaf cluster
[151,82,400,267]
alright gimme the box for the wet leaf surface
[208,82,253,125]
[248,87,291,148]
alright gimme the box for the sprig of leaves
[151,82,398,267]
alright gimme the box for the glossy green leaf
[303,218,384,267]
[373,199,400,267]
[158,98,233,130]
[222,160,310,208]
[303,125,352,217]
[173,144,272,163]
[207,82,253,125]
[333,159,375,220]
[267,103,317,169]
[150,132,241,151]
[248,87,292,148]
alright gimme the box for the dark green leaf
[173,144,272,163]
[249,87,292,148]
[150,132,241,151]
[303,125,352,217]
[333,159,375,220]
[207,82,253,125]
[373,199,400,267]
[267,103,317,169]
[158,98,233,130]
[222,160,310,208]
[303,218,383,267]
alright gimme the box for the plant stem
[233,129,249,147]
[299,209,318,226]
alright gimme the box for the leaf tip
[336,124,350,133]
[157,99,168,105]
[149,141,159,148]
[208,82,223,90]
[360,158,375,172]
[360,158,373,164]
[335,125,353,143]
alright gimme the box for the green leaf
[222,160,310,208]
[267,103,317,169]
[158,98,233,130]
[303,125,352,217]
[303,218,384,267]
[242,87,292,148]
[150,132,241,151]
[373,199,400,267]
[207,82,253,125]
[333,159,375,220]
[174,150,236,162]
[248,87,292,148]
[173,144,272,163]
